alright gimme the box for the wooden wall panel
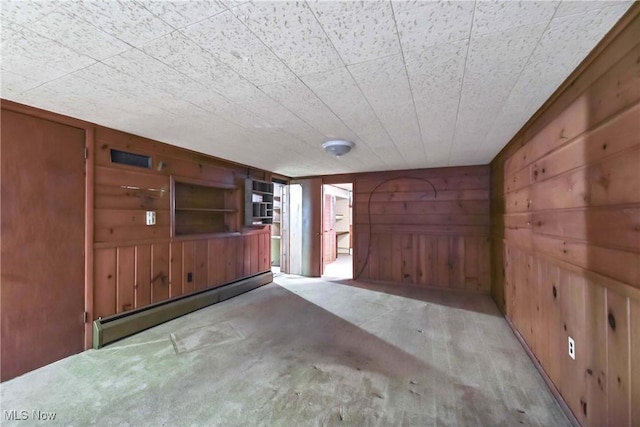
[208,238,225,287]
[135,245,151,309]
[250,234,259,274]
[630,297,640,426]
[235,236,245,278]
[182,241,195,295]
[194,240,208,291]
[606,290,631,427]
[243,235,252,277]
[584,282,607,427]
[151,243,170,303]
[91,126,272,320]
[94,248,116,319]
[559,272,587,424]
[352,166,490,291]
[116,247,135,313]
[225,237,238,283]
[491,8,640,426]
[169,242,183,298]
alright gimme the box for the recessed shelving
[172,177,238,236]
[245,178,274,226]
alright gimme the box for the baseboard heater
[93,271,273,349]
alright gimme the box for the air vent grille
[110,149,152,169]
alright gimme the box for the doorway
[278,178,323,277]
[322,183,353,279]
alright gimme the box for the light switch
[146,211,156,226]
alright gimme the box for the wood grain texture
[354,166,490,291]
[491,9,640,426]
[169,242,183,298]
[630,297,640,426]
[94,248,117,318]
[135,245,152,308]
[208,238,225,287]
[116,247,135,313]
[182,241,195,295]
[151,243,170,303]
[1,110,87,381]
[606,289,630,427]
[0,101,273,378]
[91,126,272,318]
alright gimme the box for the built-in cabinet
[93,127,272,323]
[245,178,274,226]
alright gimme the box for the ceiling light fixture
[322,139,354,157]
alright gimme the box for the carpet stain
[170,321,243,354]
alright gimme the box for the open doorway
[322,183,353,279]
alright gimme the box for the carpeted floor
[0,276,570,426]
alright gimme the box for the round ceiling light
[322,139,355,157]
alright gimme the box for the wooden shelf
[173,176,239,236]
[245,178,274,226]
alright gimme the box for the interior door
[322,192,336,272]
[1,109,86,381]
[281,178,322,276]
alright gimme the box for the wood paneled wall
[352,166,491,291]
[93,126,271,321]
[490,7,640,426]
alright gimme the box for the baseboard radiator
[93,271,273,349]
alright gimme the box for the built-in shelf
[173,176,238,236]
[245,178,274,226]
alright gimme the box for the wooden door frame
[320,177,355,278]
[1,100,95,350]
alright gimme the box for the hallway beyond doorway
[322,254,352,280]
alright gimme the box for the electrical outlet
[568,336,576,360]
[145,211,156,226]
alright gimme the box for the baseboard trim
[93,271,273,349]
[504,316,581,427]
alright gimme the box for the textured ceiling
[0,1,632,177]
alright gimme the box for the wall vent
[110,149,152,169]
